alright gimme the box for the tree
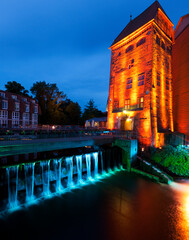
[82,99,106,124]
[5,81,29,96]
[65,101,81,125]
[30,81,66,124]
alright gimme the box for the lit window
[126,78,132,89]
[113,100,119,109]
[136,37,146,47]
[138,73,145,86]
[137,97,144,108]
[157,73,161,86]
[126,45,134,53]
[125,99,130,109]
[2,100,8,109]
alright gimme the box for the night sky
[0,0,188,111]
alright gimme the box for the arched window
[136,37,146,47]
[126,45,134,53]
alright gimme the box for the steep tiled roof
[111,1,170,47]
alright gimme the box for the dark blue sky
[0,0,188,111]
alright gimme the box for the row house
[0,90,39,129]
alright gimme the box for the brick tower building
[107,1,174,147]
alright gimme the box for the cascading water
[93,152,98,177]
[1,149,123,213]
[40,160,51,196]
[66,156,74,187]
[25,163,35,202]
[85,154,91,180]
[6,165,19,208]
[76,155,83,184]
[53,159,63,192]
[100,151,105,174]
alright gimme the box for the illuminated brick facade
[107,1,174,147]
[173,15,189,141]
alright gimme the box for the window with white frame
[25,104,30,112]
[15,102,20,111]
[12,112,20,120]
[34,105,38,113]
[12,95,17,100]
[0,110,8,119]
[32,114,38,126]
[0,92,5,98]
[2,100,8,109]
[12,112,19,128]
[0,119,8,128]
[23,113,29,120]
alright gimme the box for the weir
[1,150,123,213]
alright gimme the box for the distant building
[107,1,174,147]
[85,117,107,129]
[0,90,39,129]
[172,14,189,141]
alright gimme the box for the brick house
[0,90,39,129]
[107,1,174,147]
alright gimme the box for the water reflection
[170,182,189,239]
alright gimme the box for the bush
[151,145,189,177]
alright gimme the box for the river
[0,171,189,240]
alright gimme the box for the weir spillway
[0,150,123,214]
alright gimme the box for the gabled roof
[111,1,171,47]
[174,14,189,39]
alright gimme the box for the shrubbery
[151,145,189,177]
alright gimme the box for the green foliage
[5,81,29,96]
[82,99,106,124]
[151,145,189,177]
[30,81,67,124]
